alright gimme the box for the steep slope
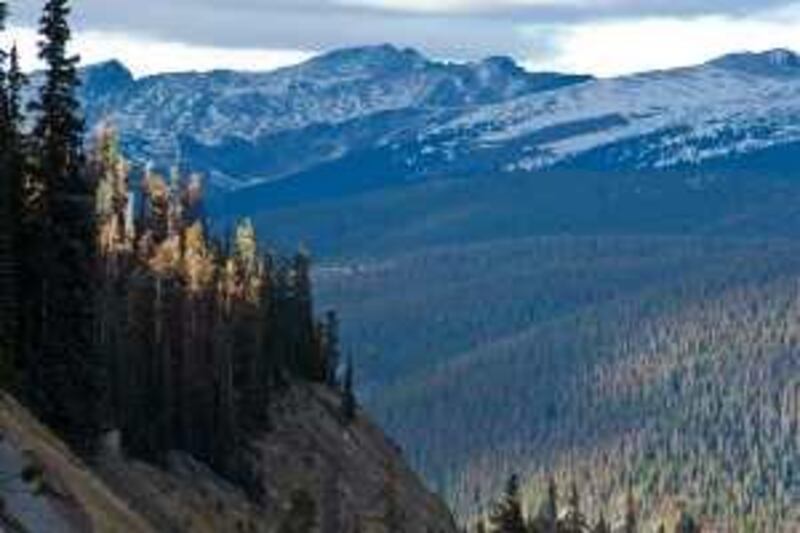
[0,386,456,532]
[314,236,800,530]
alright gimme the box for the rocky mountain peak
[708,48,800,76]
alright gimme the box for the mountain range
[72,45,800,529]
[73,45,800,210]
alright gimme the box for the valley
[31,40,800,530]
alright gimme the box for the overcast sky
[5,0,800,77]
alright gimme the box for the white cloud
[336,0,600,13]
[7,2,800,79]
[523,5,800,76]
[1,26,312,77]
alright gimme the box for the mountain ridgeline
[16,25,800,532]
[69,45,800,215]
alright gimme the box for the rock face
[0,386,456,532]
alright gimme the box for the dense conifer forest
[1,2,797,532]
[0,0,347,494]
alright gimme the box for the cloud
[525,4,800,76]
[0,26,312,77]
[6,0,800,77]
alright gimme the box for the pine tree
[531,477,558,533]
[674,511,699,533]
[592,513,610,533]
[623,487,637,533]
[341,356,356,422]
[488,474,526,533]
[323,310,341,387]
[0,0,15,387]
[0,40,27,395]
[561,481,587,533]
[6,45,23,134]
[92,126,133,432]
[26,0,103,451]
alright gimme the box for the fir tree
[531,477,558,533]
[561,481,587,533]
[593,513,611,533]
[488,474,526,533]
[0,0,14,387]
[323,310,341,387]
[27,0,103,451]
[623,487,637,533]
[341,355,356,422]
[674,511,700,533]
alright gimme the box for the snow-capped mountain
[418,48,800,173]
[74,46,800,199]
[75,44,589,188]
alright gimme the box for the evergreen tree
[560,481,587,533]
[6,45,23,133]
[592,513,610,533]
[0,0,14,387]
[27,0,103,451]
[531,478,558,533]
[2,40,26,392]
[488,474,526,533]
[622,487,637,533]
[341,356,356,422]
[674,511,700,533]
[323,310,341,387]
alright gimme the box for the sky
[5,1,800,77]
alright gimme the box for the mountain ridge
[64,45,800,216]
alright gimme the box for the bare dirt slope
[0,385,456,532]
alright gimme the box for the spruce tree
[488,474,527,533]
[341,356,356,422]
[674,511,699,533]
[28,0,103,451]
[323,310,341,387]
[0,0,14,387]
[593,513,611,533]
[561,481,587,533]
[530,477,558,533]
[623,487,638,533]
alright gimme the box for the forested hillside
[4,0,799,530]
[315,236,800,530]
[0,2,458,531]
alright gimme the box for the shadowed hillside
[313,236,800,530]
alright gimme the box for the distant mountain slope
[67,47,800,214]
[314,236,800,530]
[73,45,589,190]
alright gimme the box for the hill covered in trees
[4,1,798,531]
[315,235,800,531]
[0,2,458,531]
